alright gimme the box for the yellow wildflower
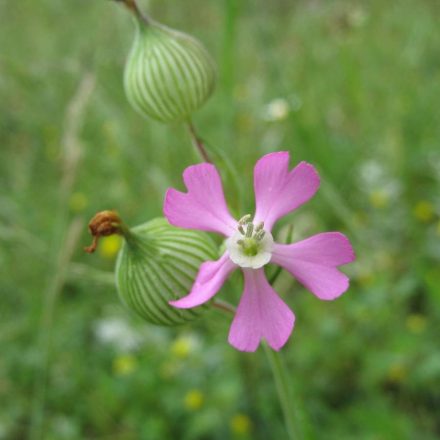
[230,413,252,436]
[170,336,193,359]
[413,200,435,223]
[387,363,406,383]
[368,190,389,209]
[406,314,427,334]
[99,235,122,260]
[184,390,204,411]
[388,363,407,383]
[113,354,137,376]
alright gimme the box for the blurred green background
[1,0,440,438]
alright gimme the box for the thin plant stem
[111,0,150,24]
[212,299,236,315]
[263,344,303,440]
[222,0,239,96]
[29,73,95,440]
[211,297,306,440]
[186,119,212,163]
[269,224,294,284]
[202,137,244,216]
[67,263,115,287]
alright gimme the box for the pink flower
[164,152,355,352]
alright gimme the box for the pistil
[236,215,267,257]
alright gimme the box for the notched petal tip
[163,163,236,236]
[318,273,350,301]
[295,161,321,191]
[332,232,356,264]
[227,335,259,353]
[182,162,217,184]
[259,150,290,162]
[163,188,183,224]
[169,253,236,310]
[254,153,321,230]
[228,269,295,352]
[271,232,355,301]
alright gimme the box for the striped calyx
[116,218,218,326]
[124,18,216,123]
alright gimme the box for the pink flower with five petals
[164,151,355,352]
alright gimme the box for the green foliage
[1,0,440,439]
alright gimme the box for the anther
[255,230,266,241]
[245,223,254,238]
[238,214,252,225]
[255,221,264,232]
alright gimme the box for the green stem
[29,73,95,440]
[186,119,212,163]
[210,299,306,440]
[269,224,294,284]
[263,344,303,440]
[202,137,244,216]
[112,0,151,24]
[185,123,245,216]
[212,299,236,315]
[222,0,239,96]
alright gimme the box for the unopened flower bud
[86,212,218,326]
[116,218,218,325]
[121,2,216,123]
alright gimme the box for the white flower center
[226,215,273,269]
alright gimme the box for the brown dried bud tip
[84,210,123,254]
[111,0,145,21]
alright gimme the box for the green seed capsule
[115,218,218,326]
[124,17,216,123]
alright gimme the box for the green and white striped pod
[124,18,216,123]
[116,218,218,326]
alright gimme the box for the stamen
[245,223,254,238]
[255,221,264,232]
[238,214,252,225]
[255,230,266,241]
[228,217,273,268]
[234,214,270,258]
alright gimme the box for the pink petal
[170,252,236,309]
[271,232,355,300]
[164,163,237,236]
[253,152,320,231]
[228,269,295,352]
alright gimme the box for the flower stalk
[211,299,237,315]
[187,120,212,163]
[209,299,306,440]
[111,0,149,23]
[263,344,304,440]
